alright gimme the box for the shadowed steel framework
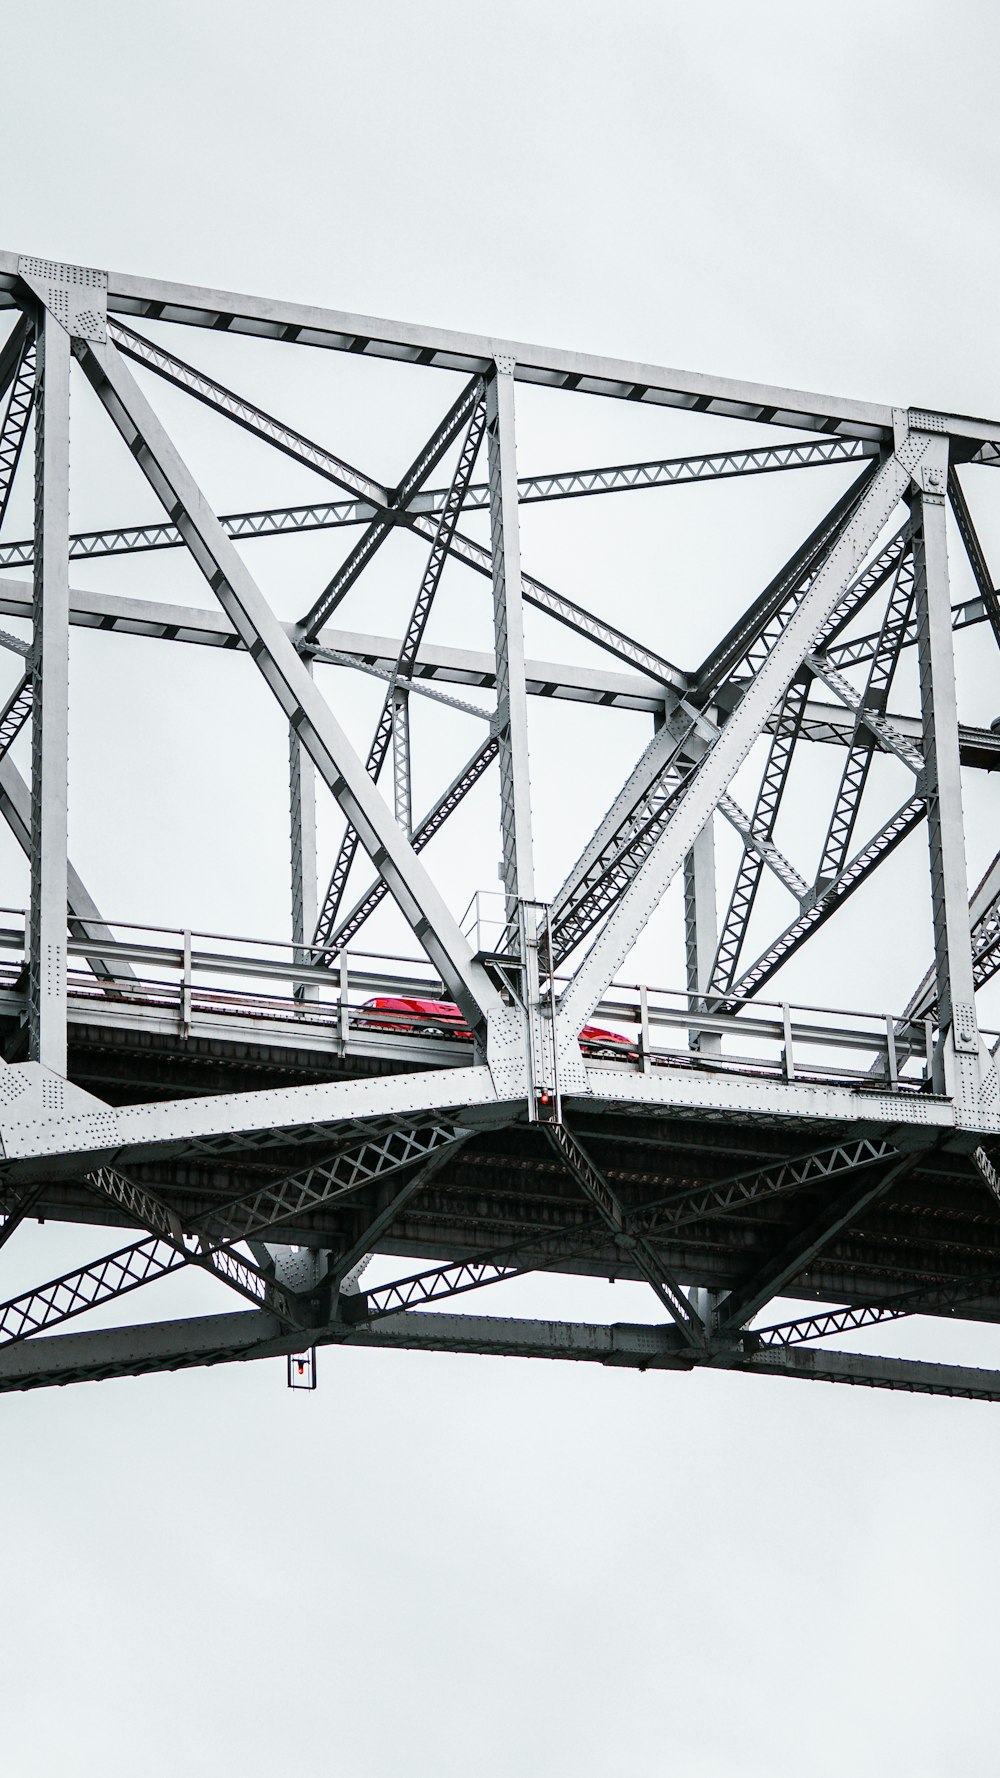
[1,253,1000,1400]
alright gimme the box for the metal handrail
[0,900,985,1084]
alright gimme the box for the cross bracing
[1,252,1000,1400]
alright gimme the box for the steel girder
[10,1306,1000,1401]
[1,574,997,727]
[0,434,879,570]
[2,252,1000,1399]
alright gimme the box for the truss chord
[7,1308,1000,1399]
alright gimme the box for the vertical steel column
[28,309,70,1074]
[487,357,542,1109]
[486,357,535,928]
[391,688,412,835]
[289,670,319,999]
[683,819,721,1054]
[911,433,980,1099]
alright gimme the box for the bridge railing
[0,903,983,1091]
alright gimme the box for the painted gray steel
[1,251,999,1401]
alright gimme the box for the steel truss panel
[2,251,1000,1398]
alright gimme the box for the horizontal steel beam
[0,581,670,713]
[0,435,878,570]
[3,1301,1000,1399]
[0,1062,504,1171]
[0,254,894,437]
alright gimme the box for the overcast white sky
[5,4,1000,1775]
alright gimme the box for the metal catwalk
[1,252,1000,1398]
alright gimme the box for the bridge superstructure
[2,252,1000,1398]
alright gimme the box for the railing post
[180,929,192,1039]
[781,1002,796,1081]
[338,950,350,1054]
[885,1012,898,1088]
[639,983,651,1075]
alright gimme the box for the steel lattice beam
[709,674,810,996]
[0,434,878,570]
[813,550,917,886]
[0,319,35,531]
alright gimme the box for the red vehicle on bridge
[355,996,637,1060]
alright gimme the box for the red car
[355,996,636,1059]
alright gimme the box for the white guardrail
[0,901,984,1093]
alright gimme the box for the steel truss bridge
[4,254,1000,1401]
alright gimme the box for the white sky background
[4,2,1000,1773]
